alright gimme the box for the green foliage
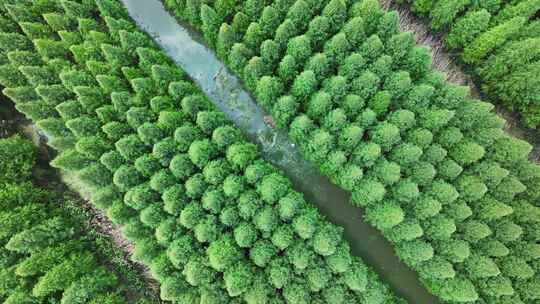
[312,224,342,256]
[201,5,220,48]
[207,235,242,271]
[397,240,434,266]
[189,139,218,168]
[446,10,491,50]
[401,0,540,126]
[429,0,470,31]
[257,173,290,204]
[463,17,526,63]
[366,200,404,230]
[0,135,151,303]
[0,136,35,183]
[351,179,385,207]
[11,0,540,302]
[290,70,317,102]
[243,22,264,52]
[432,277,478,302]
[256,76,283,109]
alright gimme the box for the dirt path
[60,171,158,286]
[75,195,163,300]
[381,0,540,162]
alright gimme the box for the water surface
[121,1,439,303]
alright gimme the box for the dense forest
[162,0,540,302]
[396,0,540,128]
[0,0,400,303]
[0,0,538,303]
[0,134,156,303]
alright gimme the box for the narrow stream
[121,1,439,303]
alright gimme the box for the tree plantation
[0,135,154,304]
[0,0,538,303]
[0,0,401,303]
[163,0,540,303]
[396,0,540,128]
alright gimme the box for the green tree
[462,17,526,64]
[253,206,279,235]
[194,215,220,243]
[493,220,523,243]
[60,268,118,304]
[446,10,491,50]
[234,222,258,248]
[351,0,383,35]
[312,224,342,256]
[429,0,470,31]
[222,174,245,198]
[306,16,331,50]
[257,173,290,204]
[216,24,236,60]
[182,256,214,287]
[490,136,532,164]
[276,191,304,222]
[431,277,478,302]
[437,240,470,263]
[478,276,515,298]
[351,71,380,100]
[325,242,352,274]
[464,254,500,278]
[293,208,319,240]
[462,220,492,243]
[203,159,231,185]
[0,136,34,183]
[224,262,253,296]
[272,95,299,129]
[189,139,218,168]
[387,219,424,242]
[243,22,263,51]
[185,173,208,199]
[373,160,401,185]
[366,199,404,231]
[397,240,434,266]
[369,122,401,151]
[234,191,262,220]
[249,239,276,267]
[228,43,252,75]
[478,239,510,258]
[351,179,386,207]
[207,235,242,271]
[271,224,294,250]
[306,91,332,121]
[323,32,350,65]
[286,35,312,63]
[32,253,96,298]
[499,256,534,280]
[286,242,314,271]
[494,0,540,24]
[286,0,312,32]
[267,257,291,289]
[256,76,283,109]
[214,0,237,20]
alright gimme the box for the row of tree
[0,0,403,303]
[394,0,540,128]
[162,0,540,302]
[0,135,151,304]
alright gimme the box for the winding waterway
[120,1,439,303]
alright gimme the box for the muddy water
[121,1,439,303]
